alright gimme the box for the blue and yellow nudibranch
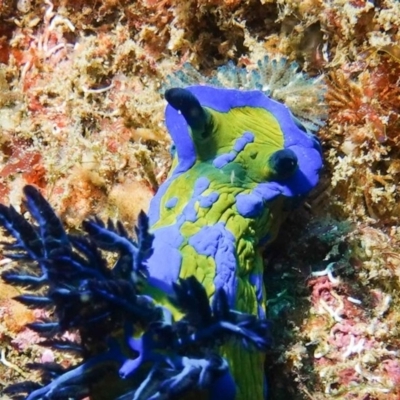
[0,85,322,400]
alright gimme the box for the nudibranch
[0,86,322,400]
[147,86,322,398]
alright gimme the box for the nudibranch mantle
[147,85,322,302]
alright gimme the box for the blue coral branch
[23,185,71,258]
[0,185,269,400]
[0,203,43,260]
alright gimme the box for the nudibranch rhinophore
[0,86,322,400]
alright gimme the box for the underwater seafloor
[0,0,400,399]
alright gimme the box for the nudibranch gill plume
[0,86,322,400]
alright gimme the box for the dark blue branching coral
[0,185,269,400]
